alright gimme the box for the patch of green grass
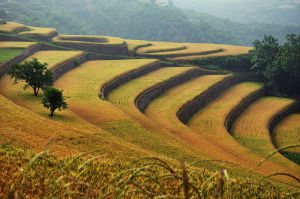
[0,48,24,63]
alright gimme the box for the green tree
[249,35,279,78]
[42,87,67,117]
[264,34,300,96]
[7,58,53,96]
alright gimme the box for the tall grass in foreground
[0,145,298,198]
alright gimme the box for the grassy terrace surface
[0,48,23,63]
[0,94,146,158]
[168,45,252,61]
[138,42,223,57]
[145,75,230,131]
[52,35,125,45]
[107,66,195,119]
[0,22,26,33]
[124,39,150,52]
[55,59,209,163]
[19,26,57,36]
[188,82,263,136]
[0,41,37,48]
[137,41,186,54]
[273,113,300,154]
[23,50,83,69]
[231,97,299,168]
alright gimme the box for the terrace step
[230,97,300,171]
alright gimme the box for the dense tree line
[250,34,300,97]
[0,0,299,45]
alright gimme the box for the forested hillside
[0,0,299,45]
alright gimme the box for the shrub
[42,87,67,117]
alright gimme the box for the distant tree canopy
[250,34,300,97]
[7,58,53,96]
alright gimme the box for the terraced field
[55,59,213,163]
[168,44,252,61]
[107,66,195,121]
[0,21,300,192]
[0,41,37,49]
[231,97,299,167]
[19,26,57,36]
[145,75,230,130]
[0,22,26,33]
[23,50,83,69]
[53,35,125,45]
[273,113,300,154]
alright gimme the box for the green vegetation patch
[0,48,24,63]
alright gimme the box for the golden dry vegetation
[124,39,151,52]
[272,113,300,154]
[0,22,26,33]
[52,34,125,45]
[138,42,223,57]
[23,50,84,69]
[18,26,57,36]
[0,41,37,49]
[54,60,210,163]
[168,44,252,61]
[231,97,299,169]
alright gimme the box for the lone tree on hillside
[7,58,53,96]
[42,87,67,117]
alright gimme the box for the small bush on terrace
[7,58,53,96]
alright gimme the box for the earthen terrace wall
[135,68,220,112]
[177,75,243,124]
[100,61,162,99]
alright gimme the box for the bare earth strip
[273,113,300,154]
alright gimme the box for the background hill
[0,0,299,45]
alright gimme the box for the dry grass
[273,113,300,154]
[52,35,125,45]
[0,41,37,49]
[137,41,186,54]
[107,66,195,125]
[168,45,252,61]
[19,26,57,36]
[0,22,26,33]
[23,50,84,69]
[145,75,230,130]
[55,59,157,124]
[124,39,151,52]
[231,97,299,168]
[0,94,145,158]
[188,82,264,136]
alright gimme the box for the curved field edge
[52,35,125,45]
[231,97,300,169]
[272,113,300,154]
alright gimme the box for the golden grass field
[124,39,151,52]
[19,26,57,36]
[145,75,230,130]
[138,42,223,57]
[23,50,83,69]
[0,94,147,159]
[0,41,37,49]
[0,22,26,33]
[52,34,125,45]
[273,113,300,154]
[137,41,186,54]
[168,45,252,61]
[231,97,298,167]
[188,82,264,136]
[54,60,216,163]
